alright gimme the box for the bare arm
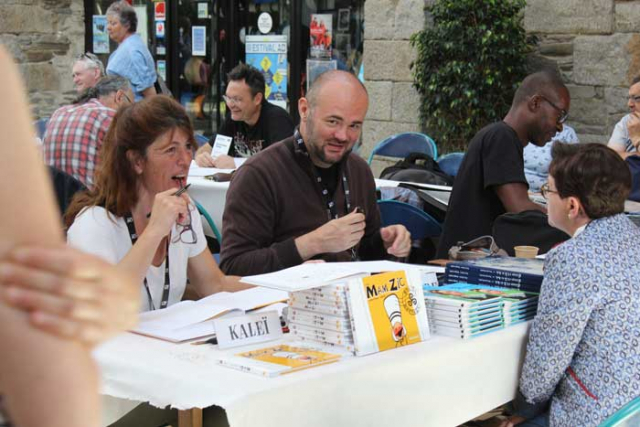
[0,46,100,427]
[141,85,157,98]
[186,250,252,296]
[494,182,547,214]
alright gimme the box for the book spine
[216,359,275,378]
[446,264,542,283]
[288,316,351,333]
[289,323,354,341]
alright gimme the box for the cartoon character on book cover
[362,271,423,351]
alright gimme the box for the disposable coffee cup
[514,246,539,258]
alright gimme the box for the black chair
[48,166,86,218]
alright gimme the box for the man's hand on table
[295,211,366,260]
[0,245,140,346]
[381,225,412,258]
[195,144,236,169]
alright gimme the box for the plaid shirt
[42,99,115,188]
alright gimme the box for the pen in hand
[146,183,192,218]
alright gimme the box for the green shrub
[410,0,536,153]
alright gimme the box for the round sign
[258,12,273,34]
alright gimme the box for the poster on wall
[306,59,337,91]
[192,26,207,56]
[246,35,288,110]
[338,8,350,32]
[155,21,165,39]
[154,2,166,20]
[92,15,109,54]
[157,60,166,82]
[309,14,332,59]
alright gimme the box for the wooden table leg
[178,408,203,427]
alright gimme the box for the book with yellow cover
[216,343,343,377]
[346,270,430,356]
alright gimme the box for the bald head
[306,70,368,110]
[298,70,369,167]
[512,70,567,108]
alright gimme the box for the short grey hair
[106,0,138,33]
[74,75,131,104]
[75,52,105,76]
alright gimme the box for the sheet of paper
[212,134,233,156]
[234,157,247,168]
[240,261,444,292]
[133,288,288,342]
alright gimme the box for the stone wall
[362,0,430,176]
[362,0,640,174]
[525,0,640,144]
[0,0,84,120]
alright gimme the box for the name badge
[211,134,232,157]
[214,310,282,350]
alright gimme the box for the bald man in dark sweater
[220,71,411,275]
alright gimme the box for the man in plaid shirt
[43,76,133,188]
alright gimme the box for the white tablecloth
[95,322,530,427]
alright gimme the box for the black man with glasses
[195,64,294,169]
[607,75,640,159]
[437,71,571,258]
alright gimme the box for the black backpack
[380,152,454,186]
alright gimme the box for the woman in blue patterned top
[503,142,640,427]
[106,1,157,101]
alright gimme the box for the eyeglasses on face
[540,182,559,200]
[537,95,569,124]
[627,95,640,104]
[223,95,243,105]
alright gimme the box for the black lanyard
[294,128,352,220]
[124,214,171,310]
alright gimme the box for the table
[95,322,531,427]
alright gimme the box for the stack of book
[288,283,356,352]
[500,287,539,325]
[424,283,504,339]
[424,283,541,339]
[444,257,544,292]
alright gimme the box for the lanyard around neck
[124,213,171,311]
[294,128,352,220]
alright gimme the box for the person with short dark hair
[607,75,640,159]
[219,70,410,275]
[72,52,104,94]
[106,0,157,100]
[502,143,640,427]
[195,63,294,168]
[437,70,570,257]
[43,75,133,188]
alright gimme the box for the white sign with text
[211,134,232,157]
[214,310,282,350]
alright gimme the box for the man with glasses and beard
[219,70,411,276]
[195,64,294,169]
[436,71,570,258]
